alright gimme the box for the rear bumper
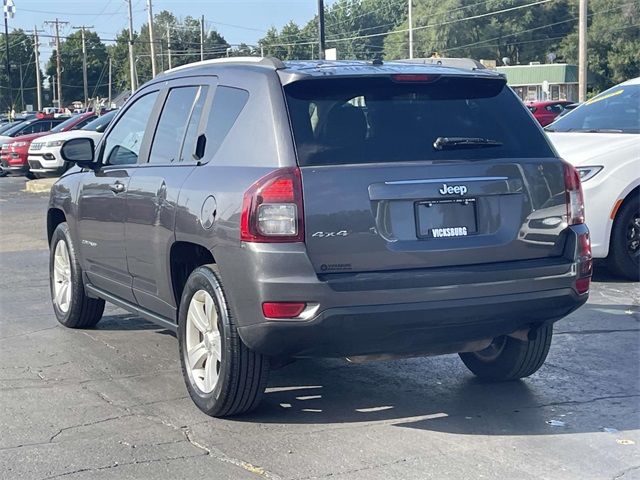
[238,287,585,358]
[221,224,591,358]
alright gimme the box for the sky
[9,0,338,68]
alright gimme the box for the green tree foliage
[558,0,640,93]
[46,30,109,105]
[108,10,230,92]
[0,29,40,111]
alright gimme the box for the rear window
[284,76,555,166]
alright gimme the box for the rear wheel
[459,325,553,380]
[608,196,640,281]
[178,265,269,417]
[49,222,105,328]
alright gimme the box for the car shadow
[90,306,638,436]
[592,260,634,283]
[235,354,639,436]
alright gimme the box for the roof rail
[397,58,486,70]
[163,56,285,74]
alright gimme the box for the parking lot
[0,175,638,479]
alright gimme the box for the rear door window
[149,86,208,164]
[285,76,555,166]
[204,86,249,160]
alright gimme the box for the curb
[24,177,57,194]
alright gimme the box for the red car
[526,100,574,127]
[0,112,96,176]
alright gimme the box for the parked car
[526,100,574,126]
[556,102,580,118]
[546,77,639,280]
[28,110,116,177]
[0,114,68,149]
[0,120,23,135]
[48,58,591,417]
[0,113,96,176]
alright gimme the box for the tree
[46,30,109,106]
[0,29,40,112]
[558,0,640,93]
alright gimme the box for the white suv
[28,110,117,177]
[546,78,639,280]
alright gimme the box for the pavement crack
[0,326,59,341]
[531,394,640,409]
[81,331,118,351]
[38,453,208,479]
[49,414,136,443]
[613,465,640,480]
[296,457,411,479]
[555,329,640,335]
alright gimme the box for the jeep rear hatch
[283,75,571,274]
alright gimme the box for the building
[496,63,579,102]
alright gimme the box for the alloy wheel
[52,240,72,313]
[186,289,222,393]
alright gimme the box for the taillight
[262,302,307,319]
[240,167,304,243]
[564,162,585,225]
[391,74,440,83]
[575,231,592,294]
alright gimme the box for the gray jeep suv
[47,58,592,417]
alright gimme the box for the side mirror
[60,137,97,169]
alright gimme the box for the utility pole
[408,0,413,59]
[3,9,12,115]
[317,0,326,60]
[166,25,172,69]
[578,0,587,102]
[72,25,93,108]
[44,18,68,109]
[32,27,43,111]
[51,74,56,106]
[200,15,205,61]
[146,0,157,77]
[126,0,137,93]
[108,56,112,106]
[17,62,23,110]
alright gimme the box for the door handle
[109,182,126,194]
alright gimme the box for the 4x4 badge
[439,184,468,196]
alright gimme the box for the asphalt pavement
[0,175,638,480]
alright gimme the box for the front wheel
[178,265,269,417]
[49,222,105,328]
[459,325,553,381]
[608,196,640,281]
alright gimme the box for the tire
[459,325,553,381]
[178,264,269,417]
[25,171,36,180]
[608,195,640,281]
[49,222,105,328]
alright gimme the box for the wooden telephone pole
[72,25,93,108]
[44,18,69,108]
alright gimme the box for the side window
[103,91,159,166]
[20,123,37,134]
[72,116,94,130]
[149,86,206,164]
[204,86,249,160]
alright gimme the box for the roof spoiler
[397,58,487,70]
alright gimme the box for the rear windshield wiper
[433,137,503,150]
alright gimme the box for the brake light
[262,302,307,319]
[240,167,304,242]
[391,74,440,83]
[564,162,585,225]
[575,231,592,294]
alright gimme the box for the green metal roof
[496,64,578,86]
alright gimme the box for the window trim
[135,75,218,169]
[95,88,162,170]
